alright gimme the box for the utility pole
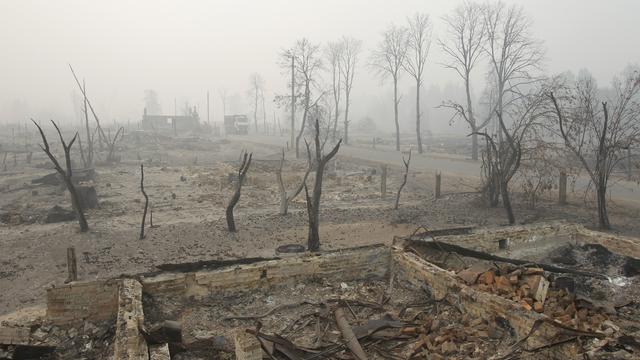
[290,52,296,149]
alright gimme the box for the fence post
[435,172,441,199]
[559,170,567,205]
[66,247,77,283]
[380,165,387,199]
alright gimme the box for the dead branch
[226,151,252,232]
[394,149,412,210]
[140,164,149,240]
[106,126,124,163]
[335,307,368,360]
[32,119,88,232]
[276,143,312,215]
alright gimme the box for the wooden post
[559,170,567,205]
[435,172,441,199]
[66,247,77,283]
[627,147,632,180]
[380,165,387,199]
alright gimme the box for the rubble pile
[206,278,515,360]
[458,264,620,335]
[0,319,114,360]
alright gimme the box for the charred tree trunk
[82,80,93,167]
[415,79,423,154]
[295,84,310,159]
[140,164,149,240]
[33,119,89,232]
[306,119,341,252]
[343,94,350,146]
[393,77,401,152]
[226,152,252,232]
[276,146,311,215]
[471,132,478,162]
[500,179,515,225]
[394,150,412,210]
[597,185,610,230]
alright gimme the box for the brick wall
[46,279,120,325]
[142,244,391,299]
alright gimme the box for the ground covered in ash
[2,131,640,320]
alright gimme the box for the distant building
[141,107,200,132]
[224,115,249,135]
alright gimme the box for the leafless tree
[338,37,362,146]
[403,13,433,154]
[394,149,412,209]
[305,118,342,252]
[482,1,544,141]
[261,88,267,133]
[249,73,265,133]
[371,24,408,151]
[32,119,88,232]
[105,126,124,163]
[549,70,640,229]
[226,151,252,232]
[69,65,109,156]
[287,39,323,158]
[70,65,124,164]
[140,164,149,240]
[474,86,549,224]
[276,144,311,215]
[439,1,488,160]
[326,41,343,142]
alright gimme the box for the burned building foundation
[1,222,639,359]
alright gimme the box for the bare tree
[394,149,412,209]
[439,1,488,160]
[403,13,433,154]
[105,127,124,163]
[371,24,408,151]
[305,118,342,252]
[32,119,88,232]
[69,65,109,156]
[276,144,312,215]
[474,86,549,224]
[482,1,544,142]
[249,73,265,133]
[261,88,267,133]
[549,70,640,229]
[293,39,323,158]
[226,151,253,232]
[339,37,362,146]
[326,41,343,142]
[139,164,149,240]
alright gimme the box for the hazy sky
[2,0,639,132]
